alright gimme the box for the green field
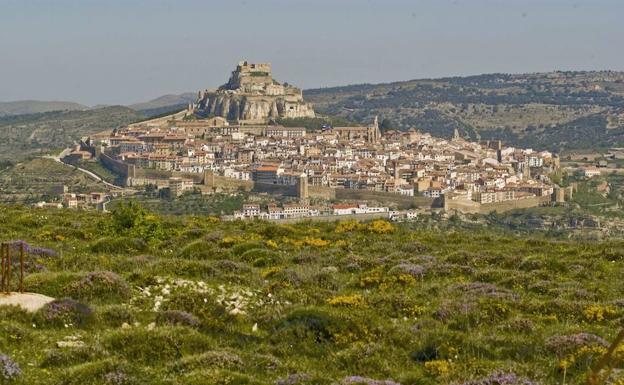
[0,204,623,384]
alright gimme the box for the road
[42,149,126,191]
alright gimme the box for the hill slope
[0,100,88,116]
[0,206,622,384]
[0,106,146,162]
[306,71,624,151]
[129,93,196,112]
[0,158,112,203]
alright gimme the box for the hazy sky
[1,0,622,106]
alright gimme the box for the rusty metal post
[19,242,24,293]
[6,243,11,293]
[0,243,5,292]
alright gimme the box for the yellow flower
[424,359,451,376]
[367,220,395,234]
[584,304,617,322]
[327,294,365,307]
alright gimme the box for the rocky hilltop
[192,61,315,123]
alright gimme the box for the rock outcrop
[192,61,315,123]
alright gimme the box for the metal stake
[19,242,24,293]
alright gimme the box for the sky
[0,0,623,106]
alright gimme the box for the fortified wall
[443,195,551,214]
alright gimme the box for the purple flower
[452,282,518,301]
[29,247,59,258]
[5,241,58,258]
[276,373,311,385]
[545,333,608,355]
[390,263,426,278]
[342,376,402,385]
[0,353,21,381]
[455,372,539,385]
[156,310,200,328]
[103,370,129,385]
[39,298,93,327]
[8,240,29,253]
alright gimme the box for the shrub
[179,240,221,260]
[389,263,426,278]
[456,372,540,385]
[327,294,365,307]
[171,350,243,373]
[104,327,212,364]
[156,310,200,328]
[91,236,147,254]
[98,305,135,327]
[0,353,20,381]
[424,360,451,376]
[583,304,617,322]
[37,298,93,327]
[240,248,281,267]
[335,220,362,233]
[545,333,608,356]
[60,358,134,385]
[40,347,97,368]
[367,220,395,234]
[64,271,130,302]
[342,376,401,385]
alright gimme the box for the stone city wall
[334,189,437,209]
[99,153,135,180]
[444,195,551,214]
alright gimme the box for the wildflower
[0,353,21,381]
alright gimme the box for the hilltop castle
[191,61,315,124]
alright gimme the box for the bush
[170,350,243,373]
[156,310,200,328]
[97,305,135,327]
[178,240,221,260]
[91,236,148,254]
[37,298,93,327]
[104,327,212,364]
[0,353,20,381]
[64,271,130,303]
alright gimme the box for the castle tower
[298,173,309,200]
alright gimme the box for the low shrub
[178,240,221,260]
[104,327,212,364]
[0,353,20,381]
[170,350,243,373]
[64,271,130,303]
[37,298,93,327]
[90,236,147,254]
[97,305,135,327]
[156,310,200,328]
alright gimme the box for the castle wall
[252,182,299,197]
[308,186,336,200]
[443,195,551,214]
[334,189,437,209]
[100,153,135,181]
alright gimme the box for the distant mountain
[0,100,88,117]
[0,106,146,162]
[129,93,196,113]
[305,70,624,151]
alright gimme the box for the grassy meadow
[0,203,623,385]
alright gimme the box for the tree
[379,118,395,132]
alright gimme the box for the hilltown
[61,62,571,217]
[72,113,566,214]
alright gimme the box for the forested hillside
[306,71,624,151]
